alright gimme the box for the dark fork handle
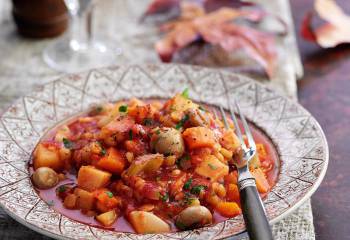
[239,179,273,240]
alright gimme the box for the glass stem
[69,0,94,51]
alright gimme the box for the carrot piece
[226,184,240,202]
[251,168,270,193]
[182,127,216,150]
[94,189,122,213]
[97,148,126,174]
[216,202,242,217]
[63,194,77,209]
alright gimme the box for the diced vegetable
[126,154,164,176]
[63,193,77,209]
[128,104,155,124]
[215,202,242,217]
[226,184,240,202]
[96,210,117,227]
[97,148,126,174]
[100,117,135,138]
[182,127,217,150]
[33,143,62,171]
[195,155,229,181]
[129,211,170,233]
[164,94,198,122]
[54,125,71,143]
[251,168,270,193]
[74,188,95,210]
[220,129,241,152]
[94,189,122,213]
[77,166,111,192]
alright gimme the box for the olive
[32,167,59,189]
[175,206,213,230]
[151,127,185,157]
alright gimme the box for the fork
[218,102,273,240]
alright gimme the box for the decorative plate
[0,64,328,240]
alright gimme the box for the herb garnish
[47,200,55,206]
[97,141,106,156]
[176,221,186,230]
[159,192,169,202]
[143,118,153,126]
[208,163,218,170]
[62,138,73,149]
[155,129,161,135]
[183,178,192,190]
[57,185,66,193]
[181,88,189,99]
[128,130,133,140]
[105,191,113,198]
[119,105,128,112]
[190,185,206,195]
[175,114,189,130]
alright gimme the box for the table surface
[291,0,350,240]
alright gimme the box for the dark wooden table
[291,1,350,239]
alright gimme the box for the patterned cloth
[0,1,315,239]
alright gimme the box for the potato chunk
[96,210,117,227]
[63,193,77,209]
[34,143,62,171]
[129,211,170,234]
[74,188,95,210]
[77,166,111,192]
[195,155,229,181]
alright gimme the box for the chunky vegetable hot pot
[31,91,279,233]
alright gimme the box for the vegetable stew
[30,91,279,233]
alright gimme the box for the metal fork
[218,102,273,240]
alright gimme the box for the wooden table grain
[291,0,350,239]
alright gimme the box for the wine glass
[43,0,121,73]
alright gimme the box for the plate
[0,64,328,239]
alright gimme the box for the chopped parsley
[175,114,189,130]
[57,185,66,193]
[208,163,218,170]
[97,141,107,156]
[183,178,192,190]
[159,192,169,202]
[184,197,195,205]
[176,221,186,230]
[105,191,113,198]
[119,105,128,112]
[181,88,189,99]
[155,129,161,135]
[62,138,73,149]
[128,130,133,140]
[190,185,206,195]
[47,200,55,206]
[143,118,153,126]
